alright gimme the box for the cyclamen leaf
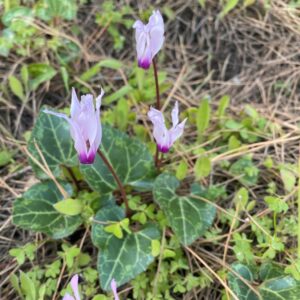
[27,107,78,179]
[228,263,259,300]
[13,181,82,239]
[259,276,300,299]
[153,173,216,245]
[92,206,160,291]
[80,125,153,194]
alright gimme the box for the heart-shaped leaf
[153,173,216,245]
[80,125,153,193]
[259,276,300,299]
[13,181,82,239]
[92,206,160,290]
[228,263,259,300]
[27,107,78,179]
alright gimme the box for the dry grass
[1,0,300,299]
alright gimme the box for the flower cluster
[45,11,186,165]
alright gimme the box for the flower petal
[148,107,170,150]
[70,88,81,120]
[169,118,187,146]
[171,101,179,127]
[70,275,80,300]
[62,293,75,300]
[148,106,165,125]
[43,109,68,120]
[111,279,119,300]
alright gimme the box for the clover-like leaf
[153,173,216,245]
[13,181,82,239]
[27,107,77,179]
[91,205,160,290]
[80,125,153,193]
[228,263,259,300]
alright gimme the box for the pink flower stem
[152,58,161,169]
[97,149,130,216]
[152,58,160,110]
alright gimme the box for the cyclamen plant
[12,9,216,298]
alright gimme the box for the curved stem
[152,58,160,110]
[97,149,130,216]
[153,58,161,169]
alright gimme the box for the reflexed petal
[153,120,170,150]
[135,31,147,61]
[169,118,187,145]
[96,89,105,110]
[70,275,80,300]
[62,293,75,300]
[111,279,119,300]
[148,10,164,28]
[171,101,179,127]
[148,107,165,125]
[133,20,144,30]
[70,88,81,120]
[149,26,164,59]
[68,120,88,163]
[43,109,68,121]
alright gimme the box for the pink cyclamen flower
[111,279,119,300]
[133,10,164,69]
[62,274,80,300]
[148,102,187,153]
[44,88,104,164]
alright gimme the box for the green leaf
[264,196,288,214]
[13,181,82,239]
[194,156,211,179]
[104,222,123,239]
[217,95,230,120]
[228,263,259,300]
[53,198,83,216]
[99,59,123,69]
[153,173,216,245]
[10,274,22,298]
[196,99,211,136]
[259,276,300,299]
[9,248,25,265]
[151,239,161,257]
[219,0,239,18]
[104,85,133,104]
[229,156,259,186]
[20,271,36,300]
[21,65,29,91]
[2,7,33,26]
[80,125,153,193]
[228,135,241,150]
[260,262,284,281]
[0,150,13,166]
[9,75,25,102]
[115,98,129,130]
[91,205,160,291]
[27,107,77,179]
[280,168,296,192]
[176,160,188,180]
[28,63,57,91]
[234,187,248,208]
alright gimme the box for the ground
[1,1,300,299]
